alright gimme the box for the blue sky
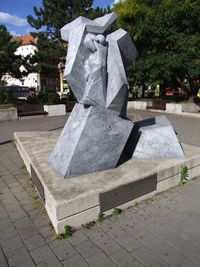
[0,0,114,35]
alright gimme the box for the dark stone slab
[99,174,157,212]
[31,165,45,204]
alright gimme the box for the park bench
[17,104,48,119]
[147,99,168,110]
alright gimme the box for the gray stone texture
[133,116,184,158]
[49,104,134,177]
[52,13,183,178]
[51,13,139,177]
[106,29,138,117]
[60,13,117,104]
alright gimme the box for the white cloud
[25,27,37,34]
[0,11,28,26]
[9,30,20,36]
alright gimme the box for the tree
[27,0,109,84]
[0,25,24,80]
[27,0,94,35]
[114,0,200,97]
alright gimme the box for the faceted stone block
[133,116,184,158]
[49,104,134,177]
[106,29,138,117]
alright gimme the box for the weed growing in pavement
[11,139,16,148]
[82,221,96,229]
[179,164,188,185]
[97,213,105,223]
[57,225,74,239]
[112,208,122,215]
[31,192,39,200]
[20,164,25,169]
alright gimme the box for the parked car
[165,87,186,97]
[57,89,70,99]
[4,85,29,99]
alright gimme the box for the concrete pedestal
[43,104,66,116]
[14,131,200,234]
[0,108,17,121]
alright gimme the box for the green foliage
[37,91,49,104]
[57,225,73,239]
[0,25,24,80]
[26,96,38,104]
[11,139,16,148]
[112,208,122,215]
[0,87,14,104]
[27,91,60,105]
[65,91,76,101]
[48,91,60,104]
[97,213,105,223]
[27,0,110,76]
[31,192,39,200]
[27,0,109,34]
[114,0,200,97]
[179,164,188,185]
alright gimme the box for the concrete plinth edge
[14,131,200,234]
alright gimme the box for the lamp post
[57,58,65,93]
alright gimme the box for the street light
[57,58,65,93]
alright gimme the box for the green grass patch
[57,225,74,239]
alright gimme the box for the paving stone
[0,208,9,221]
[87,250,117,267]
[6,246,35,267]
[0,248,7,264]
[132,245,172,266]
[109,247,144,267]
[24,233,46,251]
[0,191,13,201]
[99,222,127,240]
[36,260,62,267]
[159,230,200,265]
[1,236,24,254]
[9,208,27,221]
[1,196,18,207]
[31,245,59,265]
[38,224,55,237]
[49,239,77,262]
[124,224,156,243]
[22,203,38,212]
[0,226,18,241]
[76,240,102,258]
[93,236,121,255]
[3,202,22,213]
[112,232,143,252]
[83,225,108,242]
[145,237,198,267]
[15,192,33,205]
[2,175,16,184]
[0,260,8,267]
[13,216,33,230]
[33,215,50,228]
[18,224,39,240]
[28,208,45,221]
[63,253,90,267]
[68,230,88,246]
[8,181,22,189]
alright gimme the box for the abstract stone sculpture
[49,12,184,178]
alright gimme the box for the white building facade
[2,34,40,90]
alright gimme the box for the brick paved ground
[0,112,200,266]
